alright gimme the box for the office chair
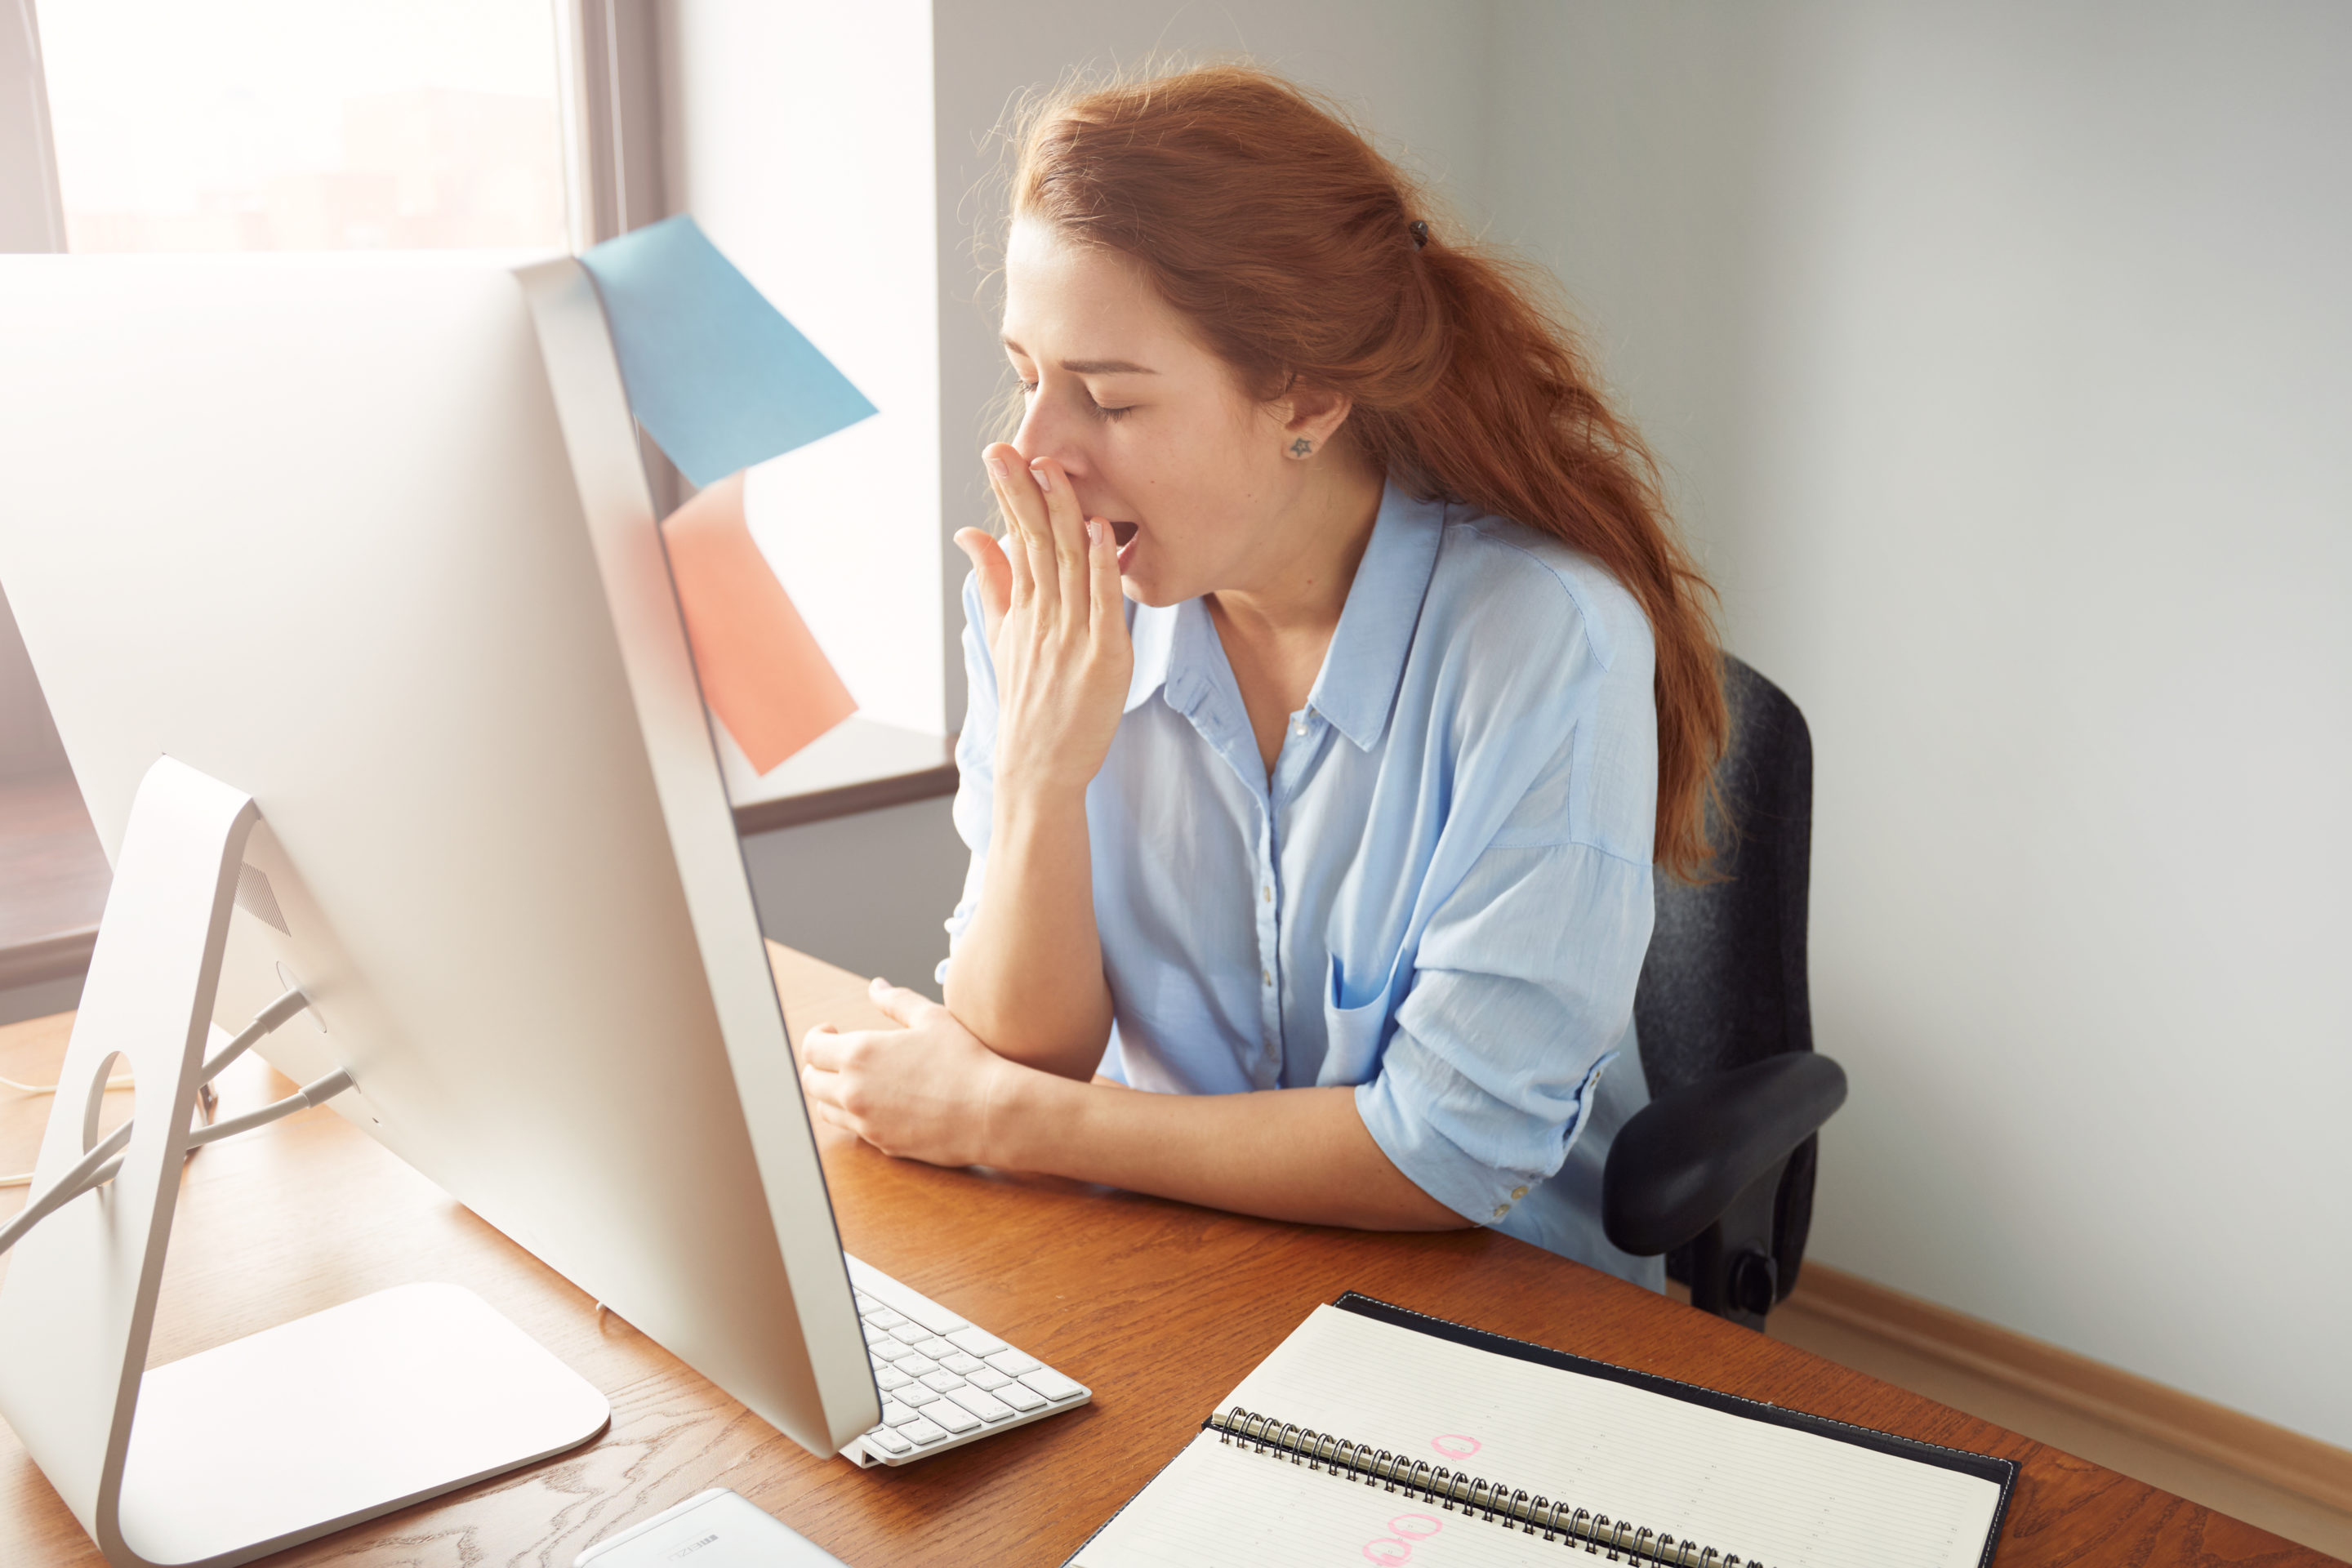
[1602,655,1846,1330]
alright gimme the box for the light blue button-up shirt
[939,482,1665,1288]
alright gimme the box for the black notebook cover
[1065,1290,2020,1568]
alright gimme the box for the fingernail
[1086,518,1102,546]
[869,975,889,991]
[1029,461,1054,492]
[986,454,1008,480]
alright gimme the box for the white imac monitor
[0,254,880,1465]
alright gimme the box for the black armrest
[1602,1053,1846,1258]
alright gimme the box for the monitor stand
[0,757,608,1568]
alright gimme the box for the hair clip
[1409,220,1430,249]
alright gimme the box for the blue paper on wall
[579,215,875,486]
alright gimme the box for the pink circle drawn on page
[1430,1434,1481,1459]
[1363,1539,1413,1566]
[1390,1513,1444,1540]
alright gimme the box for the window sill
[0,728,961,992]
[725,716,958,835]
[0,770,109,991]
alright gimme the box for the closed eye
[1014,377,1133,421]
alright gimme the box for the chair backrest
[1632,653,1818,1292]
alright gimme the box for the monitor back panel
[0,253,875,1456]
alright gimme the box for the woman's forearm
[991,1073,1469,1232]
[941,786,1116,1080]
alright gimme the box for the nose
[1011,390,1086,476]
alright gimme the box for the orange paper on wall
[660,470,856,773]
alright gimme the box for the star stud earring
[1288,437,1314,458]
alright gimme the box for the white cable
[0,988,309,1184]
[0,1120,133,1254]
[185,1067,353,1148]
[0,1070,353,1251]
[0,987,319,1205]
[0,1070,135,1095]
[198,987,312,1085]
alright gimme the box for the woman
[798,65,1724,1287]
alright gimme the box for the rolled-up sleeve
[1354,837,1655,1225]
[936,573,997,987]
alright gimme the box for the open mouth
[1110,519,1140,572]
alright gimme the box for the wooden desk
[0,945,2324,1566]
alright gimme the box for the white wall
[1484,1,2352,1446]
[742,795,969,996]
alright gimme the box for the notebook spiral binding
[1208,1407,1770,1568]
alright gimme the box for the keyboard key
[875,1366,912,1391]
[898,1416,948,1446]
[898,1354,939,1377]
[880,1400,923,1427]
[919,1370,964,1393]
[870,1340,911,1362]
[929,1401,981,1434]
[1020,1369,1085,1403]
[888,1324,933,1347]
[896,1382,941,1406]
[965,1368,1010,1391]
[911,1335,956,1358]
[994,1380,1046,1412]
[866,1426,911,1455]
[984,1349,1040,1376]
[947,1327,1008,1357]
[854,1292,880,1312]
[889,1296,969,1336]
[862,1307,908,1330]
[944,1386,1016,1423]
[940,1352,985,1375]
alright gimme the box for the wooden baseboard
[1784,1263,2352,1514]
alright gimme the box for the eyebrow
[1003,340,1158,375]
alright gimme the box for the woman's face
[1000,218,1312,608]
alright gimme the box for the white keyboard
[841,1254,1090,1467]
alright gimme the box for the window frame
[0,0,65,254]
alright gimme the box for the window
[35,0,564,252]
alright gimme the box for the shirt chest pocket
[1322,951,1400,1080]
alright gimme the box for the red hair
[1009,65,1726,878]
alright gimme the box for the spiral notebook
[1069,1294,2016,1568]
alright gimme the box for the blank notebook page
[1078,1305,2002,1568]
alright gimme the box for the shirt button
[1511,1186,1530,1200]
[1491,1205,1510,1220]
[1263,969,1272,986]
[1262,884,1272,902]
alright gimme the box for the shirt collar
[1124,480,1446,751]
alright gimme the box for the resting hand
[799,978,1021,1168]
[952,443,1132,802]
